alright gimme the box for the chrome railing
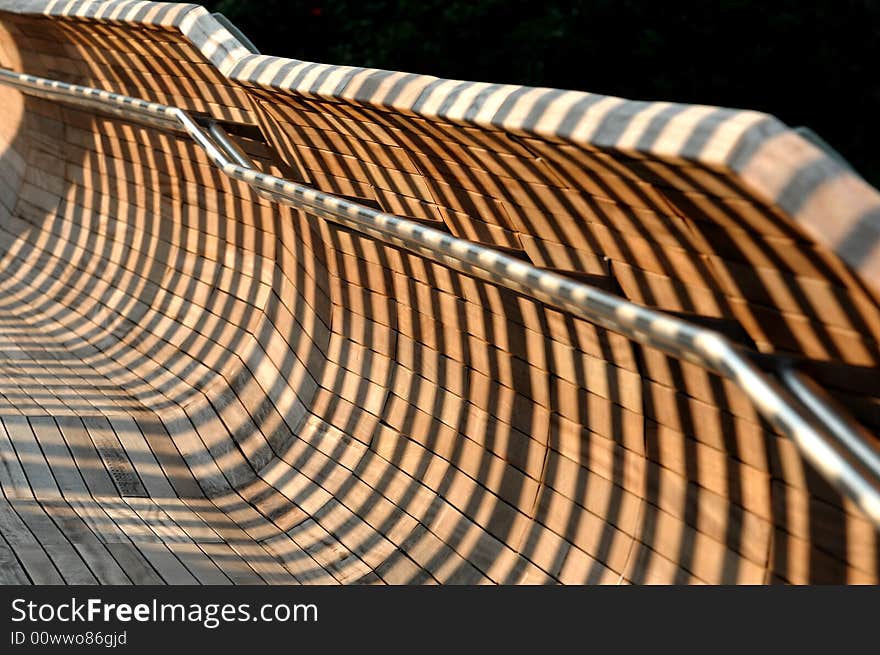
[2,67,879,526]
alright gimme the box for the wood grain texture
[0,1,877,584]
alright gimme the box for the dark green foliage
[205,0,880,184]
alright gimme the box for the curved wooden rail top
[0,1,879,584]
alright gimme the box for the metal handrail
[2,67,879,526]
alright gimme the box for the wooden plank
[41,500,132,584]
[2,416,60,499]
[0,531,32,584]
[29,417,90,496]
[55,416,120,496]
[82,416,147,497]
[0,416,30,498]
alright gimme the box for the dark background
[204,0,880,185]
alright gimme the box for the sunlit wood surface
[0,1,878,584]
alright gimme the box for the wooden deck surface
[0,1,878,584]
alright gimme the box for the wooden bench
[0,0,878,584]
